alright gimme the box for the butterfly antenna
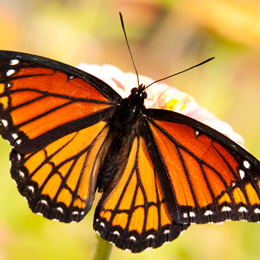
[119,12,140,87]
[145,57,215,89]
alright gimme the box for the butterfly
[0,48,260,253]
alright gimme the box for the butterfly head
[130,84,147,103]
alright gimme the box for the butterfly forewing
[0,52,120,154]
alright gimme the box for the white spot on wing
[56,207,64,213]
[254,208,260,214]
[10,59,19,65]
[146,234,155,239]
[195,130,199,137]
[72,211,79,215]
[37,212,43,216]
[27,186,34,193]
[113,231,120,236]
[183,213,188,218]
[204,210,213,216]
[238,207,248,213]
[243,160,250,169]
[129,236,136,241]
[100,222,105,227]
[164,230,170,234]
[19,170,24,178]
[12,133,18,139]
[221,206,231,212]
[239,169,245,179]
[17,153,21,160]
[189,212,195,217]
[1,119,8,127]
[6,69,15,76]
[40,200,48,205]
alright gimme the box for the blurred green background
[0,0,260,259]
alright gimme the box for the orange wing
[0,52,119,153]
[144,109,260,225]
[0,51,120,222]
[94,136,189,253]
[11,121,110,222]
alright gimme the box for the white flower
[77,63,244,145]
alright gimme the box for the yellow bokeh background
[0,0,260,259]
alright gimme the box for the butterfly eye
[142,92,147,99]
[131,87,138,93]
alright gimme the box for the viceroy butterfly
[0,17,260,254]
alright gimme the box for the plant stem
[92,234,113,260]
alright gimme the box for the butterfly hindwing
[94,135,189,253]
[11,121,111,222]
[145,109,260,224]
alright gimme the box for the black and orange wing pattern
[93,107,260,252]
[0,51,120,222]
[94,135,189,252]
[1,50,260,253]
[143,109,260,224]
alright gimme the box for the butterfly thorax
[97,85,147,192]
